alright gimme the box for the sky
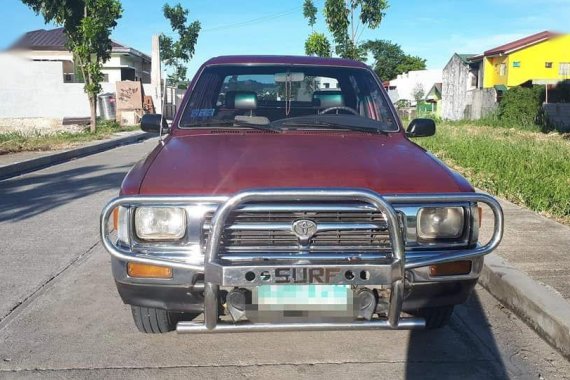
[1,0,569,79]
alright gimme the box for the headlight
[417,207,464,240]
[135,207,186,241]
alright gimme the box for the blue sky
[1,0,569,79]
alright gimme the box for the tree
[159,3,201,87]
[396,55,427,77]
[412,83,425,104]
[21,0,122,132]
[302,0,388,61]
[305,32,332,57]
[303,0,318,28]
[362,39,426,80]
[303,0,331,57]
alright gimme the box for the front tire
[131,306,199,333]
[411,305,454,329]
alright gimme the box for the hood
[139,131,469,195]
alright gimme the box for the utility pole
[151,35,162,114]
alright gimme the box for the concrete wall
[442,54,497,120]
[469,89,498,119]
[442,55,471,120]
[0,53,153,120]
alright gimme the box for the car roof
[203,55,369,69]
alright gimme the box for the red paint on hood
[138,131,470,195]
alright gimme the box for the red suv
[101,55,503,334]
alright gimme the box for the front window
[179,65,398,132]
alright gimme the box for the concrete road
[0,139,569,379]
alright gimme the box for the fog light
[355,288,377,320]
[227,288,249,322]
[429,261,472,277]
[127,262,172,279]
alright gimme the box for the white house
[9,28,151,84]
[0,28,154,120]
[387,69,443,105]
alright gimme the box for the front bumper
[101,189,503,332]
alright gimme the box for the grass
[0,121,138,155]
[416,122,570,225]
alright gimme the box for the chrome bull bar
[100,190,504,333]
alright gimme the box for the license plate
[255,284,351,311]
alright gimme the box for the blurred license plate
[256,285,351,311]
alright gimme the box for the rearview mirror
[406,118,436,138]
[141,114,169,134]
[274,72,305,83]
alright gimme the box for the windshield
[178,65,399,132]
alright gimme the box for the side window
[559,63,570,76]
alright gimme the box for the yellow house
[480,31,570,89]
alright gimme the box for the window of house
[512,61,521,68]
[499,63,507,76]
[468,72,478,88]
[545,62,553,68]
[102,74,109,82]
[560,63,570,76]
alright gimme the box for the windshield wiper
[280,120,385,134]
[181,118,281,132]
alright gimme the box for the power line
[201,5,302,33]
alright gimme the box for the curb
[480,253,570,359]
[0,132,154,181]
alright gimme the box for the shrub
[497,86,544,130]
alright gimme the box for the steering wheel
[319,106,359,115]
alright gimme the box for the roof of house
[10,28,150,61]
[483,31,560,56]
[457,54,476,64]
[426,82,442,99]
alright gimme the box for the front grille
[202,203,392,254]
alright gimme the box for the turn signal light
[429,261,472,277]
[127,262,172,279]
[112,207,119,231]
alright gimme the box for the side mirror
[141,114,169,134]
[406,118,436,137]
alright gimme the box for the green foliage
[0,120,137,154]
[305,32,332,57]
[417,123,570,224]
[21,0,122,132]
[315,0,388,60]
[303,0,318,27]
[497,86,544,129]
[159,2,201,85]
[21,0,84,32]
[397,55,427,76]
[362,39,426,80]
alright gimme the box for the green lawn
[0,121,138,155]
[416,123,570,224]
